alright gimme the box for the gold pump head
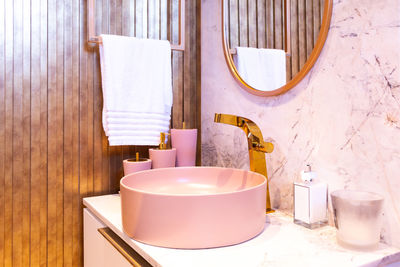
[159,132,170,150]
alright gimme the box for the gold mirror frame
[222,0,333,97]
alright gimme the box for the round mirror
[222,0,333,96]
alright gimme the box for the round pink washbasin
[120,167,267,249]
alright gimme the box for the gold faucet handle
[252,141,274,153]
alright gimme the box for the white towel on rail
[106,111,171,121]
[99,34,172,146]
[235,47,286,92]
[108,136,162,146]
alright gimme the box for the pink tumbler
[123,158,152,176]
[149,148,176,169]
[171,128,197,167]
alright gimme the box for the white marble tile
[201,0,400,247]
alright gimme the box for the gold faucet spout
[214,113,275,213]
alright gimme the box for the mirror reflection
[223,0,325,92]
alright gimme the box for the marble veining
[201,0,400,247]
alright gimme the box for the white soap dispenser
[293,164,328,229]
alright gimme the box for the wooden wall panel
[0,0,200,266]
[225,0,325,81]
[0,2,5,266]
[0,0,4,264]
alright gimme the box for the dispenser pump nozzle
[159,132,170,150]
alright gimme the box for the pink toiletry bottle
[171,122,197,167]
[149,133,176,169]
[123,152,152,176]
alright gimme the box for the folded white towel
[235,47,286,91]
[106,124,170,132]
[108,136,161,146]
[100,34,172,146]
[104,116,170,136]
[106,111,171,121]
[107,117,170,125]
[107,130,168,137]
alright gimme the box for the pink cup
[123,158,152,176]
[171,129,197,167]
[149,148,176,169]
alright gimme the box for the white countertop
[83,194,400,267]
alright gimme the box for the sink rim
[120,166,267,197]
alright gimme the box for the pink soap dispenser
[149,132,176,169]
[171,122,197,167]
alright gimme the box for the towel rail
[228,0,291,57]
[88,0,185,51]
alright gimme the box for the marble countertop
[83,194,400,267]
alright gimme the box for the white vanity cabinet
[84,208,151,267]
[84,208,132,267]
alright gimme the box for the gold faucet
[214,113,275,213]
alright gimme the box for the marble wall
[201,0,400,247]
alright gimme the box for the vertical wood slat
[129,0,135,37]
[238,0,248,46]
[284,0,291,81]
[290,0,299,76]
[256,0,266,48]
[223,0,229,46]
[30,0,42,265]
[172,0,183,129]
[39,0,48,265]
[313,0,320,45]
[47,0,57,265]
[122,0,130,36]
[305,0,313,58]
[93,0,103,197]
[266,0,273,48]
[148,0,160,39]
[135,0,144,38]
[4,3,14,267]
[13,0,24,267]
[4,2,14,267]
[183,0,197,129]
[78,0,88,264]
[248,0,257,47]
[63,0,73,266]
[116,0,123,36]
[71,0,80,265]
[56,1,65,266]
[0,0,200,266]
[160,0,168,40]
[298,0,307,67]
[228,0,239,49]
[274,0,283,49]
[22,0,31,266]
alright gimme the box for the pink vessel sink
[120,167,267,249]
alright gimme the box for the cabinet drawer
[84,209,152,267]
